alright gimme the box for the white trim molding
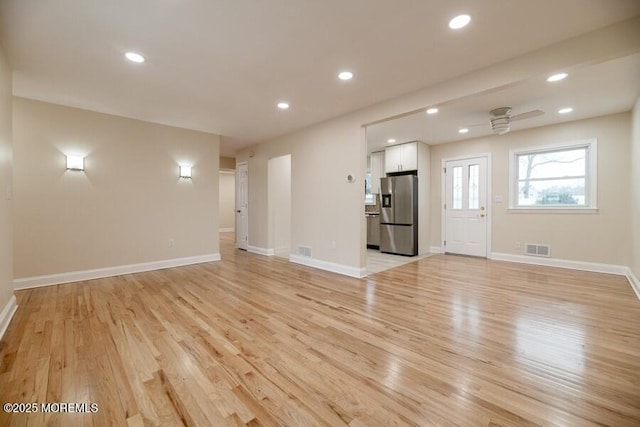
[626,268,640,300]
[14,253,221,290]
[430,246,444,254]
[490,252,629,275]
[491,251,631,273]
[247,246,275,257]
[0,295,18,341]
[289,255,366,279]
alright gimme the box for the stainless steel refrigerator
[380,175,418,256]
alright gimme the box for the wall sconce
[66,155,85,171]
[179,165,192,178]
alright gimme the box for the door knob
[236,210,241,213]
[480,213,485,218]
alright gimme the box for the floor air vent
[297,245,312,258]
[525,243,551,257]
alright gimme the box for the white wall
[268,155,291,257]
[0,43,15,331]
[219,171,235,231]
[430,113,631,265]
[13,98,220,280]
[631,97,640,280]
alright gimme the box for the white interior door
[444,157,488,257]
[235,162,249,250]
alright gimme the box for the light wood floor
[1,234,639,426]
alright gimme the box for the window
[452,166,462,209]
[509,139,597,210]
[365,171,374,205]
[468,164,480,209]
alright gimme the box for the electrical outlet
[515,241,521,250]
[168,238,175,248]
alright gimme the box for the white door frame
[235,161,249,250]
[441,153,492,256]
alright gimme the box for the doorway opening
[219,170,236,233]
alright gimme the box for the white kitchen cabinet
[370,151,384,196]
[384,141,417,173]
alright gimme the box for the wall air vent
[297,245,312,258]
[525,243,551,257]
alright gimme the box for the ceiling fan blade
[510,109,544,122]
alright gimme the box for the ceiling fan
[465,107,544,135]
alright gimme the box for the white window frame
[508,138,597,212]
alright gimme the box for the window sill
[508,207,598,214]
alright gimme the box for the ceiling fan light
[490,116,511,135]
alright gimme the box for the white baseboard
[219,228,235,233]
[0,295,18,341]
[626,267,640,300]
[274,249,291,258]
[13,253,221,290]
[289,254,366,278]
[247,246,275,256]
[490,252,629,275]
[430,246,444,254]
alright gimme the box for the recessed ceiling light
[449,14,471,30]
[125,52,145,63]
[277,102,290,110]
[558,107,573,114]
[547,72,568,82]
[387,139,396,143]
[426,107,439,115]
[338,71,354,81]
[458,128,469,134]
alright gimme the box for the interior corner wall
[631,97,640,279]
[236,115,366,271]
[12,97,220,279]
[430,112,632,266]
[0,44,14,312]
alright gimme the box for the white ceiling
[1,1,639,157]
[366,53,640,152]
